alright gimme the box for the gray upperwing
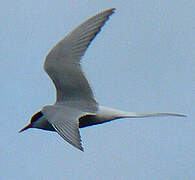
[44,8,115,104]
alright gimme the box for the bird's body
[29,105,186,131]
[20,8,186,151]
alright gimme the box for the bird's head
[19,111,43,133]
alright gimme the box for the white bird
[19,8,186,151]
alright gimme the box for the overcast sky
[0,0,194,179]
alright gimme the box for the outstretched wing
[45,106,88,151]
[44,8,115,105]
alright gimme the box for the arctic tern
[19,8,186,151]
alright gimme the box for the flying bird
[19,8,186,151]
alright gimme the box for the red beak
[19,123,32,133]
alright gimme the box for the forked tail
[121,112,187,118]
[79,106,187,128]
[97,106,187,120]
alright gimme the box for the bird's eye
[31,111,43,123]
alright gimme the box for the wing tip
[106,7,116,13]
[95,8,115,21]
[105,7,116,12]
[79,146,84,152]
[103,7,116,18]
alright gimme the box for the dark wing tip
[103,7,116,13]
[80,146,84,152]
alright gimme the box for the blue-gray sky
[0,0,194,179]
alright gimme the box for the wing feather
[44,106,86,151]
[44,8,115,105]
[53,122,83,151]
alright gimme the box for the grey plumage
[19,8,186,151]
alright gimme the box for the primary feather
[44,8,115,106]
